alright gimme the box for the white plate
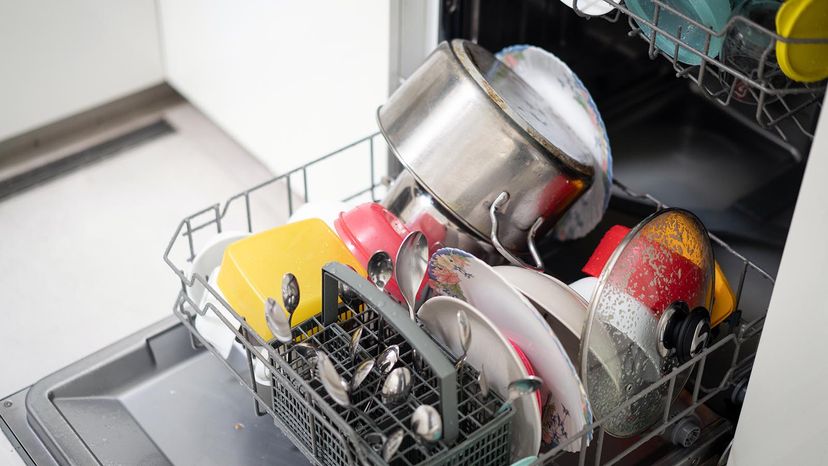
[497,45,612,240]
[186,231,249,359]
[561,0,618,16]
[495,269,619,425]
[494,266,588,343]
[428,248,592,452]
[418,296,541,460]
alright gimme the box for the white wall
[729,97,828,464]
[158,0,390,201]
[0,0,164,141]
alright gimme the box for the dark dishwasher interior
[443,0,795,457]
[443,0,811,261]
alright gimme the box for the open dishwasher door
[0,317,308,465]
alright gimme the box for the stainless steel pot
[377,40,594,269]
[381,170,503,265]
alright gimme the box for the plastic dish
[334,202,411,301]
[217,219,365,341]
[776,0,828,82]
[497,45,612,241]
[185,231,250,308]
[626,0,732,65]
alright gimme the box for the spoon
[455,310,472,370]
[396,232,427,369]
[497,376,543,414]
[365,428,405,462]
[317,351,351,407]
[395,232,428,321]
[349,325,364,366]
[411,405,443,443]
[367,251,394,291]
[367,251,394,349]
[294,340,318,360]
[294,341,319,378]
[264,297,292,343]
[338,265,361,302]
[282,272,300,324]
[478,364,490,399]
[350,358,375,393]
[382,428,405,461]
[364,345,400,411]
[381,367,412,405]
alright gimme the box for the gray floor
[0,103,280,465]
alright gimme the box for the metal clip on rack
[570,0,826,145]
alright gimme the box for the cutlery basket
[268,263,515,465]
[242,262,513,466]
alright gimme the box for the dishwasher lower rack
[164,133,775,465]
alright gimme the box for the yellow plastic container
[776,0,828,83]
[217,219,365,341]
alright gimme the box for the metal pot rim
[450,39,594,178]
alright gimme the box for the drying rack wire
[164,133,776,465]
[569,0,826,145]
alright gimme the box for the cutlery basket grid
[570,0,826,144]
[261,265,514,466]
[165,133,775,465]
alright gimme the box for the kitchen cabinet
[0,0,164,141]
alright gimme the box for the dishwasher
[1,0,825,465]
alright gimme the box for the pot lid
[577,209,715,437]
[451,40,594,178]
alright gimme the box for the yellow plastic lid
[217,218,365,341]
[776,0,828,83]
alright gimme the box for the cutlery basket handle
[321,261,459,443]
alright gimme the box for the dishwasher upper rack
[568,0,825,144]
[163,133,775,465]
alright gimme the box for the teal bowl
[626,0,732,65]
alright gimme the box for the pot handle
[489,191,544,271]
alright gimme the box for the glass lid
[578,209,715,437]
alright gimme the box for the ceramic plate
[497,45,612,241]
[418,296,541,460]
[428,248,592,452]
[495,266,588,343]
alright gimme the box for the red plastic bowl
[334,203,411,301]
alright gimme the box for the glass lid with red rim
[577,208,715,437]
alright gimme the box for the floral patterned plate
[418,296,541,460]
[428,248,592,452]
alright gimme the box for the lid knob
[658,301,711,364]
